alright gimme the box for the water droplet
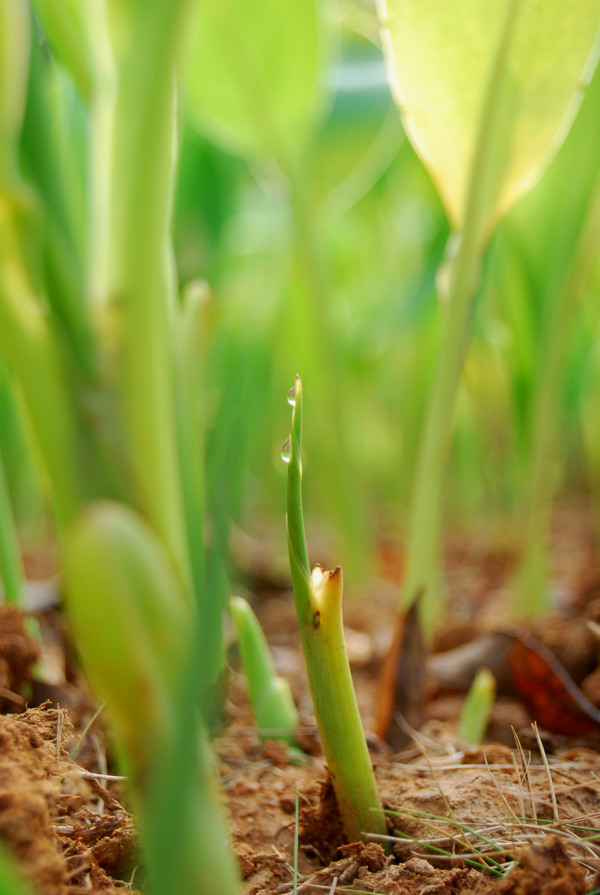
[287,384,296,406]
[281,436,292,463]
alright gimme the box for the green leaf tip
[285,375,310,583]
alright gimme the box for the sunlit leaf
[378,0,600,235]
[182,0,322,168]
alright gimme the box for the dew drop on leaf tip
[281,436,292,463]
[287,384,296,406]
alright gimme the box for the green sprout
[230,594,299,746]
[285,374,387,846]
[457,667,496,745]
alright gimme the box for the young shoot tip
[310,564,343,614]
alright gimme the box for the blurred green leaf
[379,0,600,234]
[0,844,34,895]
[183,0,322,168]
[0,0,30,184]
[30,0,91,99]
[64,501,189,773]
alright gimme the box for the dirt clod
[0,606,40,708]
[0,705,139,895]
[495,836,588,894]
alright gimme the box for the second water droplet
[287,384,296,406]
[281,436,292,463]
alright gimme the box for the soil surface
[4,502,600,894]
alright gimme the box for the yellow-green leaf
[378,0,600,235]
[182,0,322,167]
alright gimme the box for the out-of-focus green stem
[0,448,24,606]
[173,286,209,618]
[88,0,192,586]
[400,1,518,630]
[512,178,600,617]
[286,376,387,845]
[0,205,87,528]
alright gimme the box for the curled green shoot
[285,375,387,846]
[231,594,299,746]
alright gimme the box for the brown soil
[3,504,600,894]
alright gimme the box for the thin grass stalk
[512,177,600,616]
[399,0,520,629]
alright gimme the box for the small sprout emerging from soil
[230,594,300,746]
[458,666,496,745]
[285,375,388,846]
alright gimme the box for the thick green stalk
[512,178,600,616]
[88,0,192,585]
[400,0,519,628]
[286,376,387,845]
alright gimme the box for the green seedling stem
[231,594,299,745]
[399,0,519,630]
[512,177,600,616]
[285,375,387,845]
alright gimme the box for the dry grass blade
[532,722,559,822]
